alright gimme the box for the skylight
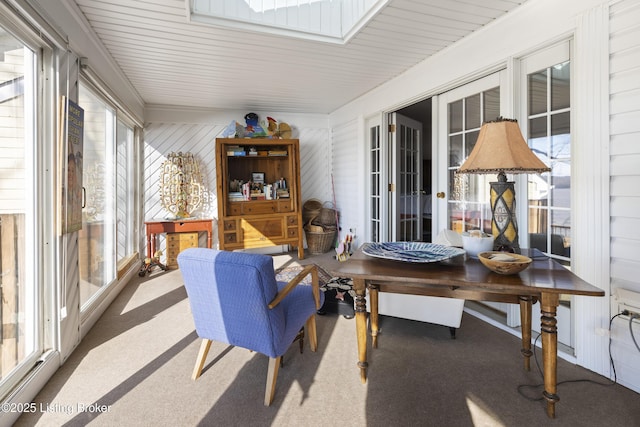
[188,0,390,44]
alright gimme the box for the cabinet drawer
[241,218,284,243]
[228,203,242,216]
[223,233,237,244]
[277,200,294,213]
[243,201,277,215]
[286,215,298,226]
[287,228,298,238]
[223,220,236,231]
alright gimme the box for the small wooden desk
[144,218,213,259]
[331,247,604,419]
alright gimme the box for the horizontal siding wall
[609,0,640,393]
[143,109,331,254]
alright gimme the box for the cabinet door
[240,217,285,246]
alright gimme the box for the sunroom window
[0,27,39,395]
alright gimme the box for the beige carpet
[14,252,640,427]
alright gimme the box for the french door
[435,71,522,326]
[366,112,425,243]
[389,113,424,241]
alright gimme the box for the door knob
[436,192,445,199]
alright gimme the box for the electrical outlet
[622,309,640,319]
[614,288,640,319]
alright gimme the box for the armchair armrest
[269,264,321,310]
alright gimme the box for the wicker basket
[318,202,337,226]
[302,199,322,225]
[305,229,337,254]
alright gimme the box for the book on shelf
[226,145,246,156]
[267,150,287,156]
[228,191,244,201]
[276,188,290,198]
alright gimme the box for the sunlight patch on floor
[466,394,506,427]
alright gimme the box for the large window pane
[116,119,137,274]
[0,29,37,386]
[78,85,116,308]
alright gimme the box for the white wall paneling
[330,116,365,247]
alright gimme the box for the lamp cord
[517,313,626,402]
[629,313,640,353]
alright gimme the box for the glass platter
[362,242,465,263]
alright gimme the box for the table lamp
[457,117,550,251]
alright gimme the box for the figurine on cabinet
[244,112,267,138]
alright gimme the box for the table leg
[353,278,368,384]
[519,296,533,371]
[146,231,152,259]
[151,233,157,258]
[369,284,379,349]
[540,292,560,418]
[207,230,212,249]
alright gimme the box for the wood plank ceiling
[72,0,527,114]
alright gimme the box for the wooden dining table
[331,246,605,419]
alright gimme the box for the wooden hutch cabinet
[215,138,305,259]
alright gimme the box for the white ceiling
[71,0,527,114]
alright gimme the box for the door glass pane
[484,88,501,122]
[465,130,479,158]
[449,134,462,167]
[0,31,37,385]
[78,85,116,308]
[550,160,570,208]
[449,100,462,133]
[551,62,570,111]
[528,70,547,115]
[465,94,481,129]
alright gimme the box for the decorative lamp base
[490,172,519,251]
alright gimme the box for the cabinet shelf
[216,138,304,259]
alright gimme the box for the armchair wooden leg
[306,315,318,352]
[192,339,212,380]
[265,356,281,406]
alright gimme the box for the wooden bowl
[478,251,532,275]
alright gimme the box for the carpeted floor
[14,251,640,427]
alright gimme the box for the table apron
[370,281,536,305]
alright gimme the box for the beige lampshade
[458,118,550,174]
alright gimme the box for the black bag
[317,277,355,319]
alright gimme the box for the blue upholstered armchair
[177,248,324,406]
